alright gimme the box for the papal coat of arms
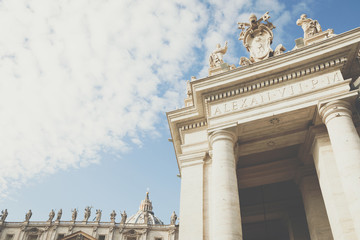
[238,12,285,66]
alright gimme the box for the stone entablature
[209,70,345,117]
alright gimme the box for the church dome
[126,192,164,225]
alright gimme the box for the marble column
[299,174,333,240]
[312,133,356,239]
[209,130,242,240]
[319,100,360,238]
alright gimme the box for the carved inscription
[210,71,343,116]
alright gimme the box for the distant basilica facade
[0,193,178,240]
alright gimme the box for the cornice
[179,120,207,131]
[166,105,199,122]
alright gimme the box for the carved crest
[238,12,285,66]
[247,29,272,61]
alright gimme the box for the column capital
[209,129,236,147]
[318,100,352,125]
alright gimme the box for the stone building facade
[0,193,178,240]
[167,13,360,240]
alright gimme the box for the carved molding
[178,152,207,169]
[179,120,207,131]
[205,57,347,103]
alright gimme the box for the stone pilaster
[312,133,357,239]
[178,152,206,240]
[319,100,360,238]
[209,130,242,240]
[299,174,333,240]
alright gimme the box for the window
[155,238,162,240]
[127,238,136,240]
[98,235,106,240]
[5,234,14,240]
[57,234,65,240]
[27,235,38,240]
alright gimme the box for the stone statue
[95,209,102,222]
[110,210,116,222]
[170,211,177,225]
[0,209,8,221]
[120,211,127,224]
[237,12,285,66]
[25,210,32,221]
[71,208,78,221]
[209,41,228,68]
[296,14,322,39]
[84,207,91,222]
[48,209,55,221]
[56,209,62,221]
[186,80,192,97]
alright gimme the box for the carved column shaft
[319,100,360,238]
[210,130,242,240]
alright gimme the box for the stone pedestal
[299,174,333,240]
[209,130,242,240]
[304,29,334,46]
[319,100,360,238]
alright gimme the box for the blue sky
[0,0,359,224]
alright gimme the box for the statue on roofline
[95,209,102,222]
[120,211,127,224]
[170,211,177,225]
[56,209,62,221]
[84,206,91,222]
[25,210,32,221]
[71,208,78,221]
[209,41,228,68]
[110,210,116,222]
[0,209,8,221]
[48,209,55,222]
[296,14,322,39]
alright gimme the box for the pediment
[61,231,97,240]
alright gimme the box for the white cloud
[0,0,208,198]
[0,0,303,199]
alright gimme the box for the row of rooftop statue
[208,12,331,76]
[0,208,178,225]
